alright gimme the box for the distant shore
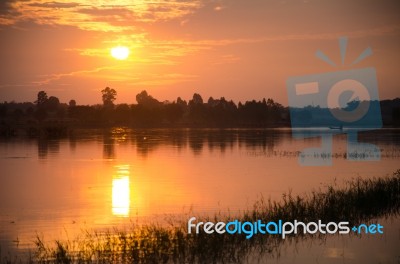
[2,91,399,138]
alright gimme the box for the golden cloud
[1,0,203,32]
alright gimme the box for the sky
[0,0,399,105]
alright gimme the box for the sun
[111,46,130,60]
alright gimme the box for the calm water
[0,128,399,263]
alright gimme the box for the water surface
[0,128,399,262]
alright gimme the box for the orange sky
[0,0,399,105]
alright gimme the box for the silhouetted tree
[47,96,60,112]
[393,107,400,126]
[35,91,48,107]
[68,105,96,122]
[12,109,23,121]
[115,104,131,124]
[0,104,7,119]
[69,100,76,107]
[136,90,149,104]
[101,87,117,107]
[26,107,34,117]
[164,103,184,124]
[188,93,206,124]
[176,97,187,106]
[34,108,47,122]
[190,93,203,105]
[206,97,237,126]
[136,90,161,108]
[57,108,66,118]
[208,96,215,105]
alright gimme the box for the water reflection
[112,165,131,217]
[31,129,400,160]
[189,133,204,155]
[103,134,115,160]
[126,129,287,156]
[37,138,60,159]
[69,134,77,152]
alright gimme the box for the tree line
[0,87,289,130]
[0,87,399,136]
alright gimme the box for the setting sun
[111,46,130,60]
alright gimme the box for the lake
[0,128,399,263]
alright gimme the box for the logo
[187,217,384,239]
[286,37,382,166]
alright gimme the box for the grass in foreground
[2,170,400,264]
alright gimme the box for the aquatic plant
[2,170,399,263]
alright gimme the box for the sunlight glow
[112,165,130,216]
[111,46,130,60]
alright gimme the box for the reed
[2,170,399,263]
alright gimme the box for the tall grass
[2,170,399,264]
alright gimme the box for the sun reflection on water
[112,165,130,217]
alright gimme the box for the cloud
[0,0,16,14]
[129,73,198,86]
[0,0,204,32]
[27,1,81,9]
[150,24,400,48]
[32,66,120,86]
[212,54,241,65]
[30,63,197,89]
